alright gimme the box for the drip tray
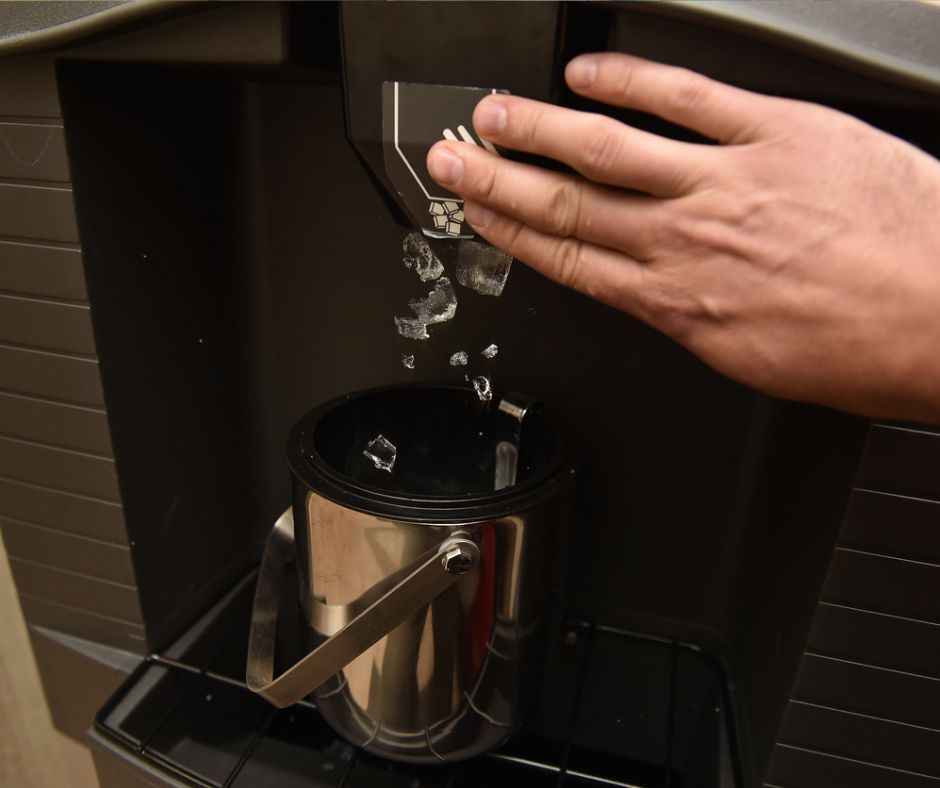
[92,571,743,788]
[94,660,645,788]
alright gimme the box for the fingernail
[474,97,508,136]
[566,56,597,88]
[427,144,464,186]
[464,201,494,229]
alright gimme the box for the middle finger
[427,140,665,258]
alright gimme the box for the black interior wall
[58,63,261,652]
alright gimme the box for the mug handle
[246,508,479,708]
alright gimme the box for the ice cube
[394,316,429,340]
[449,351,468,367]
[394,277,457,340]
[481,343,498,359]
[429,202,446,216]
[408,276,457,326]
[402,354,415,369]
[471,375,493,402]
[402,232,444,282]
[456,241,513,296]
[364,435,397,472]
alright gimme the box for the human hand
[426,53,940,423]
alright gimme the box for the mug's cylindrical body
[286,385,569,764]
[291,480,566,763]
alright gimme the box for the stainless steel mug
[247,385,570,763]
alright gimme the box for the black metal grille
[94,574,745,788]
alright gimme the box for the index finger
[565,53,785,144]
[472,94,716,196]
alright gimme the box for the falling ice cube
[402,354,415,369]
[481,343,498,359]
[364,435,397,472]
[456,241,513,296]
[409,276,457,326]
[394,277,457,341]
[402,232,444,282]
[394,316,430,340]
[450,351,468,367]
[472,375,493,402]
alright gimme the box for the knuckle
[669,71,713,115]
[503,219,527,258]
[544,181,583,236]
[525,105,547,149]
[552,238,586,289]
[641,216,675,256]
[640,273,723,342]
[646,285,690,338]
[580,117,624,177]
[616,63,637,104]
[474,161,499,202]
[670,211,710,250]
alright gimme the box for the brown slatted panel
[0,183,78,243]
[1,516,134,585]
[0,239,86,300]
[0,391,112,456]
[0,343,104,406]
[9,558,141,623]
[0,476,125,544]
[793,654,940,731]
[0,53,140,740]
[0,434,119,501]
[0,293,95,355]
[769,744,940,788]
[822,549,940,625]
[779,701,940,778]
[18,594,145,655]
[857,426,940,503]
[0,56,61,118]
[0,123,69,182]
[808,603,940,681]
[842,490,940,565]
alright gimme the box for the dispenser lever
[247,508,479,708]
